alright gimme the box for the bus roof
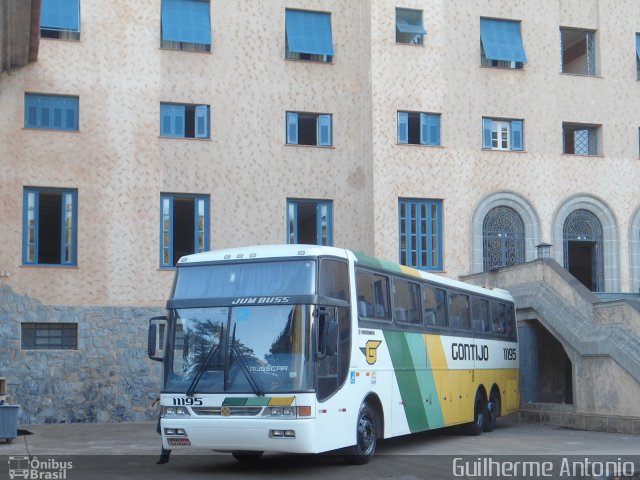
[176,244,352,264]
[177,245,513,302]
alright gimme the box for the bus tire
[231,451,263,463]
[463,391,487,436]
[484,390,499,432]
[344,402,377,464]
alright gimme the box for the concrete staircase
[463,259,640,434]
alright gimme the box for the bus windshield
[167,305,314,394]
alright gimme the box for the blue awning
[286,10,335,56]
[162,0,211,45]
[396,9,426,35]
[480,18,527,63]
[41,0,80,32]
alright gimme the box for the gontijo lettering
[451,343,489,361]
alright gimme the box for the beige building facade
[1,0,640,423]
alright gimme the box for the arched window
[563,209,603,291]
[482,206,525,271]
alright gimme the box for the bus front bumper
[161,417,317,454]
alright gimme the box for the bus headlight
[161,406,191,417]
[263,407,295,417]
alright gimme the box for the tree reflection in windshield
[170,305,314,393]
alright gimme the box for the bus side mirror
[148,316,168,362]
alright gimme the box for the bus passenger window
[393,278,422,326]
[505,304,516,338]
[471,297,490,333]
[449,292,470,330]
[319,259,349,301]
[490,302,507,334]
[423,286,448,328]
[355,270,391,321]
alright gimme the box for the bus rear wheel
[484,390,499,432]
[344,402,377,465]
[231,451,263,463]
[463,391,487,436]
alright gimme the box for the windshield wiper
[186,325,224,397]
[229,324,264,397]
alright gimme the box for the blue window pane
[286,10,335,56]
[41,0,80,32]
[398,199,443,270]
[162,0,212,45]
[25,94,78,131]
[480,18,527,63]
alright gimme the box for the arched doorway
[482,206,525,271]
[563,209,603,291]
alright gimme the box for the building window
[160,194,210,268]
[399,198,443,271]
[286,112,332,146]
[482,206,525,271]
[560,28,596,76]
[161,0,211,53]
[562,123,599,155]
[21,323,78,350]
[160,103,210,139]
[24,94,79,131]
[285,9,334,62]
[22,188,77,266]
[287,199,333,246]
[482,118,523,151]
[396,8,426,45]
[480,18,527,69]
[397,111,440,146]
[40,0,80,40]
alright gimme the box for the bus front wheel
[344,402,377,464]
[463,391,487,436]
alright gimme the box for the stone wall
[0,284,163,424]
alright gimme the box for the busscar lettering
[451,343,489,361]
[231,296,291,305]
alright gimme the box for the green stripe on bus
[222,397,247,406]
[354,252,403,273]
[383,330,429,432]
[405,333,445,429]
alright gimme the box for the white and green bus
[148,244,519,463]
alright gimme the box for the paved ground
[0,417,638,479]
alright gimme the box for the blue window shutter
[41,0,80,32]
[161,0,212,45]
[65,97,78,131]
[287,201,298,243]
[195,105,209,138]
[287,112,298,144]
[316,202,333,246]
[511,120,523,151]
[420,113,428,145]
[25,95,38,128]
[52,97,64,128]
[480,18,527,63]
[160,195,174,267]
[318,114,332,146]
[397,112,409,144]
[173,105,185,137]
[636,33,640,60]
[160,104,172,136]
[38,96,51,128]
[482,118,493,148]
[285,10,335,56]
[429,114,441,146]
